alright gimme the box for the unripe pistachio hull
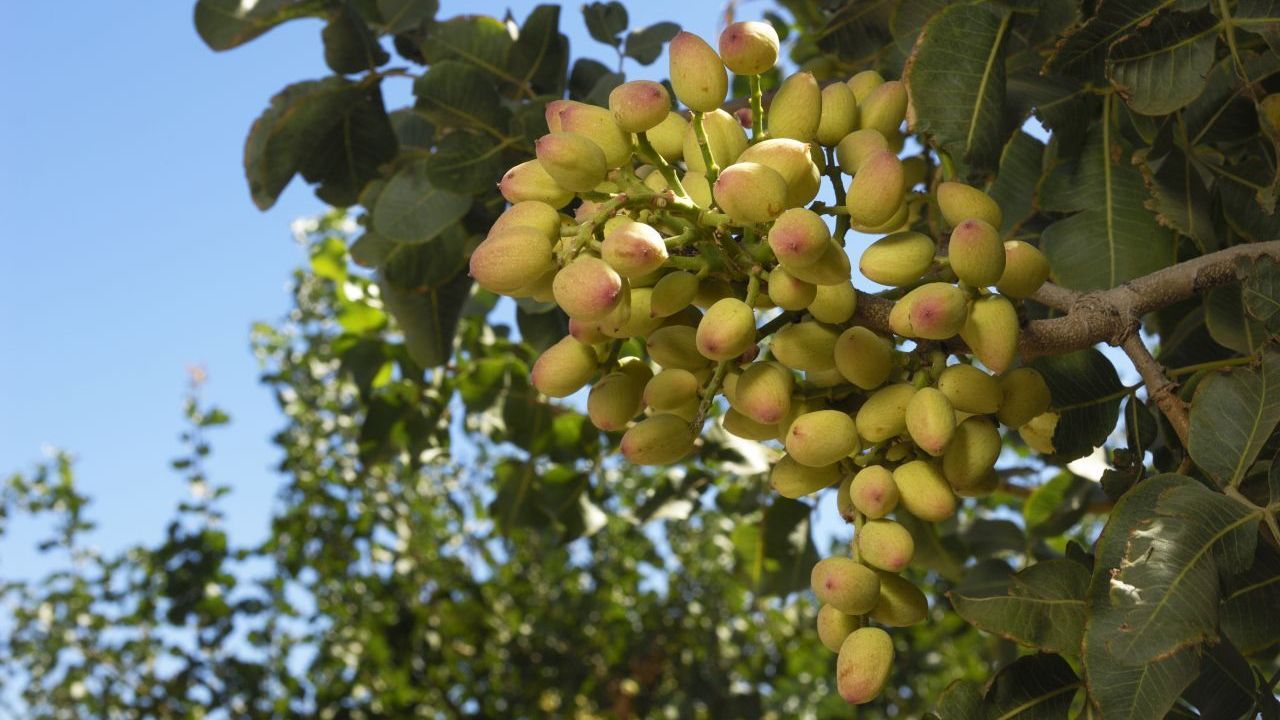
[811,557,881,615]
[836,627,894,705]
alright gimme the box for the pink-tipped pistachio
[718,21,780,75]
[553,256,625,321]
[713,162,789,225]
[609,80,671,134]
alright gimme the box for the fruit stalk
[691,111,722,182]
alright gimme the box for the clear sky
[0,2,731,575]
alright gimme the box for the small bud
[718,21,780,75]
[767,71,822,142]
[695,298,757,361]
[942,417,1002,491]
[650,271,700,318]
[786,410,858,467]
[647,112,689,162]
[997,367,1051,428]
[834,327,894,390]
[602,219,669,278]
[647,325,712,371]
[738,138,822,208]
[535,132,608,191]
[937,181,1003,229]
[906,387,956,456]
[644,368,700,411]
[997,240,1051,299]
[713,162,789,225]
[836,627,894,705]
[808,282,857,324]
[811,557,881,615]
[768,207,831,268]
[948,218,1006,287]
[553,256,625,321]
[847,151,905,228]
[621,413,695,465]
[556,102,632,169]
[854,382,915,442]
[860,231,936,287]
[936,364,1000,414]
[670,31,729,111]
[531,336,599,397]
[817,604,859,653]
[846,69,885,104]
[857,519,914,572]
[771,321,841,372]
[892,460,957,522]
[835,128,889,175]
[817,82,859,147]
[868,571,928,627]
[587,371,646,431]
[469,226,555,294]
[766,265,817,311]
[683,109,749,172]
[960,294,1019,374]
[858,80,907,137]
[734,362,794,424]
[609,80,671,133]
[849,465,899,519]
[498,159,573,208]
[889,282,968,340]
[771,454,840,498]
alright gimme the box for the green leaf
[349,232,395,268]
[322,5,389,74]
[624,22,680,65]
[1045,0,1179,82]
[950,559,1089,655]
[931,679,982,719]
[1183,52,1280,146]
[414,60,511,136]
[1133,141,1216,252]
[389,108,435,150]
[511,5,569,97]
[983,653,1080,719]
[583,1,628,47]
[1189,351,1280,487]
[1181,639,1260,720]
[1090,476,1261,664]
[1030,348,1124,461]
[194,0,330,51]
[903,2,1012,176]
[988,130,1045,237]
[1204,284,1274,354]
[1038,118,1176,290]
[380,223,468,287]
[1217,157,1280,242]
[372,159,471,245]
[379,271,472,368]
[1220,540,1280,654]
[419,15,514,84]
[815,0,893,63]
[1083,474,1204,720]
[425,132,511,195]
[731,497,820,597]
[376,0,437,34]
[1106,10,1220,116]
[244,77,397,209]
[516,306,569,353]
[1023,473,1095,537]
[1240,255,1280,332]
[1124,395,1158,455]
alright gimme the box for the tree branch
[1120,334,1190,447]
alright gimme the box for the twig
[1121,334,1190,449]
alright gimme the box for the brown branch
[1121,334,1190,448]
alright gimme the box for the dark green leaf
[1240,255,1280,332]
[380,223,468,287]
[1090,476,1261,664]
[903,2,1012,176]
[988,130,1045,237]
[1220,540,1280,654]
[1183,52,1280,146]
[389,108,434,149]
[194,0,330,51]
[1124,395,1158,454]
[569,58,615,101]
[1205,284,1274,354]
[984,653,1079,719]
[1133,141,1216,252]
[583,2,628,47]
[1182,640,1259,720]
[424,132,510,195]
[950,559,1089,654]
[419,14,513,80]
[349,231,395,268]
[511,5,569,96]
[379,271,472,368]
[323,5,389,74]
[1189,351,1280,487]
[961,518,1025,558]
[1045,0,1177,82]
[516,306,568,353]
[244,77,397,209]
[1217,157,1280,242]
[1107,10,1219,116]
[624,22,680,65]
[372,159,471,245]
[815,0,893,62]
[414,60,511,135]
[731,497,819,597]
[931,679,982,719]
[377,0,436,34]
[1030,348,1124,461]
[1038,118,1176,290]
[1023,473,1095,536]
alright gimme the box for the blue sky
[0,2,730,574]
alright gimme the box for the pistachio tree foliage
[3,0,1280,717]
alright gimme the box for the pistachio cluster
[470,22,1053,705]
